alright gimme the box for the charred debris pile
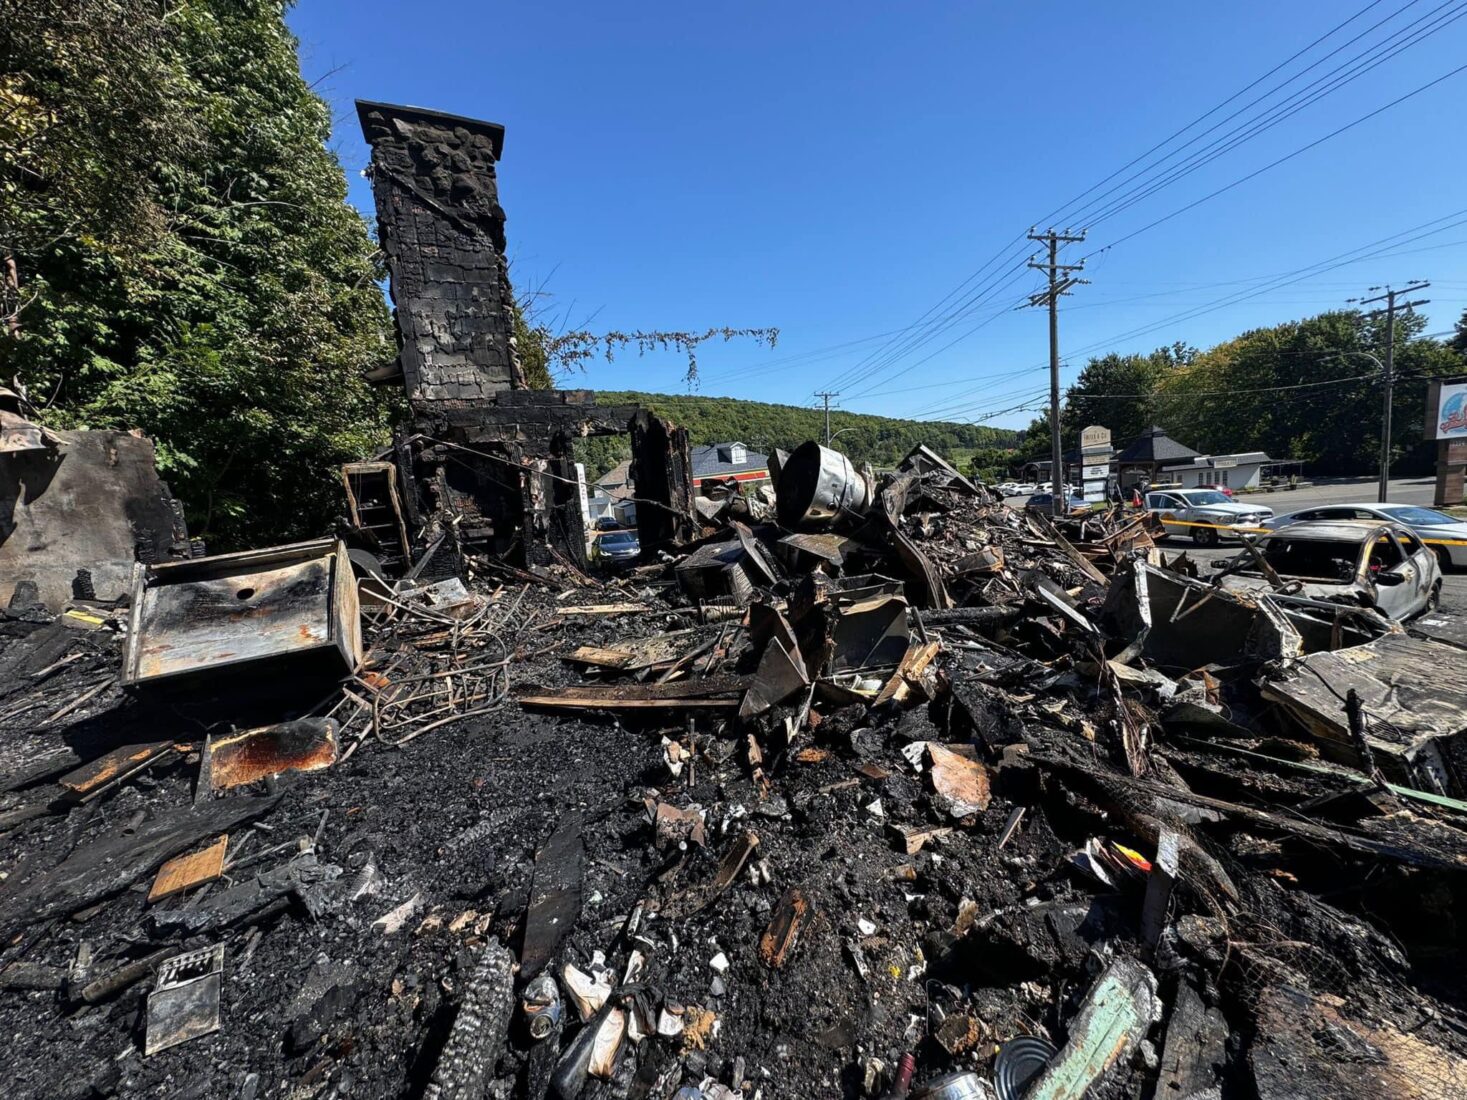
[2,437,1467,1100]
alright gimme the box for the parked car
[996,481,1020,495]
[1261,502,1467,571]
[594,515,622,531]
[1196,482,1235,498]
[595,529,641,564]
[1215,519,1441,621]
[1025,491,1089,515]
[1145,489,1273,545]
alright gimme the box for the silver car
[1262,502,1467,571]
[1217,520,1442,621]
[1145,489,1273,546]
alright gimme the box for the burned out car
[1217,519,1442,620]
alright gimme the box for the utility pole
[1353,281,1429,502]
[1026,228,1088,514]
[814,391,840,446]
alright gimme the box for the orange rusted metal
[207,718,339,792]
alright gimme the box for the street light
[1331,350,1389,501]
[828,427,858,446]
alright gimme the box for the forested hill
[579,390,1016,478]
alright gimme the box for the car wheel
[1193,524,1217,547]
[1436,546,1453,574]
[1427,580,1442,613]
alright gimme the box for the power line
[1084,58,1467,258]
[1028,0,1396,231]
[810,1,1440,397]
[1067,0,1464,230]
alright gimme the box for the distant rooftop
[691,441,769,479]
[1115,426,1201,465]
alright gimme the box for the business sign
[574,462,591,526]
[1082,484,1108,503]
[1082,463,1109,480]
[1080,424,1112,451]
[1434,380,1467,439]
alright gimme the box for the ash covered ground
[3,476,1467,1100]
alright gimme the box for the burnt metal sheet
[740,637,810,719]
[1261,633,1467,793]
[206,718,339,792]
[59,740,177,799]
[122,539,361,689]
[145,944,223,1055]
[0,428,189,611]
[831,591,910,673]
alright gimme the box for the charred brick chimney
[356,101,524,405]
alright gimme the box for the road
[1004,475,1467,611]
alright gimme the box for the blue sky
[289,1,1467,429]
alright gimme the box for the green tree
[1150,309,1463,476]
[1062,344,1190,448]
[578,390,1017,479]
[967,445,1017,482]
[1,0,395,548]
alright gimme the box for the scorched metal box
[121,539,362,691]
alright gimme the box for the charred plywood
[0,429,188,611]
[1262,633,1467,794]
[122,539,361,692]
[1247,984,1467,1100]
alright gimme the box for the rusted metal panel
[206,718,339,792]
[122,539,361,689]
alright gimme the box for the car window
[1397,531,1423,555]
[1182,490,1229,506]
[1259,537,1361,581]
[1149,494,1181,508]
[1368,535,1404,571]
[1381,505,1456,526]
[1313,507,1362,521]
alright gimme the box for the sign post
[1079,425,1112,504]
[1425,377,1467,507]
